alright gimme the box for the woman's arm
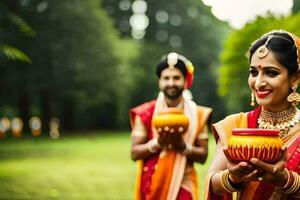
[207,140,229,195]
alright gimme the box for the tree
[0,1,34,63]
[5,0,121,130]
[129,0,230,122]
[292,0,300,13]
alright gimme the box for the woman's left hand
[250,147,288,186]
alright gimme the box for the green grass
[0,132,216,200]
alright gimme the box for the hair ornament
[167,52,178,69]
[262,30,300,70]
[256,35,273,59]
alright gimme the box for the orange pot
[227,128,283,163]
[152,108,189,135]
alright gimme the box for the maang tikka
[256,35,273,59]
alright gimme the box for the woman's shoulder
[222,112,247,122]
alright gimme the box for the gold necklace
[258,106,300,138]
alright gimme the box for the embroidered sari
[204,106,300,200]
[130,93,212,200]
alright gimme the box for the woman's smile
[256,90,271,99]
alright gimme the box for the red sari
[205,106,300,200]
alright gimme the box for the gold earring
[287,84,300,106]
[250,92,256,107]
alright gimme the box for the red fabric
[177,187,193,200]
[130,100,156,139]
[185,73,193,89]
[246,106,261,128]
[130,100,164,199]
[287,137,300,173]
[131,100,194,199]
[132,101,160,199]
[246,107,300,200]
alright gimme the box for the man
[130,52,212,200]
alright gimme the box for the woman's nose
[255,75,267,88]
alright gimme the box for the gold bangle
[279,168,291,190]
[219,169,241,193]
[285,171,300,194]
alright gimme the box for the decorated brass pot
[152,108,189,135]
[227,128,283,163]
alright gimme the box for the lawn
[0,132,216,200]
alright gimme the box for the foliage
[292,0,300,13]
[0,2,35,63]
[218,13,300,113]
[0,44,31,63]
[128,0,230,122]
[113,39,141,127]
[2,0,121,130]
[101,0,132,37]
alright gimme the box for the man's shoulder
[131,100,156,114]
[196,104,213,114]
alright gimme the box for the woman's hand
[223,147,260,184]
[250,147,288,186]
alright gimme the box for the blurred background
[0,0,300,199]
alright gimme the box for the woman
[205,30,300,200]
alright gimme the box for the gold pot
[227,128,283,163]
[152,108,189,135]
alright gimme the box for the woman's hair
[249,32,298,75]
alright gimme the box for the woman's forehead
[250,51,282,69]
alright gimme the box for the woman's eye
[266,70,279,77]
[249,69,258,76]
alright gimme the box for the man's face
[159,67,185,99]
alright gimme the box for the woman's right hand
[223,147,260,184]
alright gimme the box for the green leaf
[7,12,36,37]
[0,44,31,63]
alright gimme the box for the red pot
[227,128,283,163]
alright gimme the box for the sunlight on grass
[0,132,216,199]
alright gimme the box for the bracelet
[285,171,300,194]
[147,138,160,153]
[279,168,291,190]
[182,143,193,156]
[219,169,242,193]
[279,168,300,194]
[228,174,244,190]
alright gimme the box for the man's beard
[162,86,184,99]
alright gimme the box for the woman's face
[248,50,295,112]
